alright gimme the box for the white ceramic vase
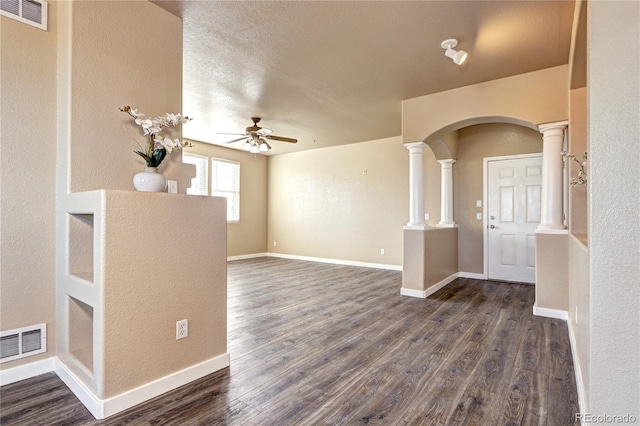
[133,167,166,192]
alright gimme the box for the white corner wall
[587,1,640,417]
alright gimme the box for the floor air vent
[0,323,46,363]
[1,0,47,31]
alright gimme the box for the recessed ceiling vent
[0,323,47,363]
[1,0,47,31]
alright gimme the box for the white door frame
[482,152,543,281]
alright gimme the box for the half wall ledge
[402,227,458,298]
[56,190,228,419]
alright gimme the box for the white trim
[403,225,430,230]
[227,252,269,261]
[535,228,569,235]
[0,357,55,386]
[267,252,402,271]
[400,287,428,298]
[567,319,587,416]
[400,273,458,299]
[532,304,568,320]
[483,153,543,282]
[458,272,487,280]
[55,353,230,420]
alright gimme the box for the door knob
[490,225,496,229]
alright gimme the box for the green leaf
[151,148,167,167]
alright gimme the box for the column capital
[437,158,456,166]
[538,120,568,134]
[404,141,428,151]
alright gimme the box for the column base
[404,223,430,230]
[436,222,457,228]
[536,224,568,234]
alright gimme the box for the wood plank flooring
[0,257,579,425]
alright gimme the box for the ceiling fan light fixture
[259,139,270,152]
[441,38,468,65]
[250,144,260,154]
[242,140,252,151]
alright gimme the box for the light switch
[424,213,430,220]
[476,213,482,220]
[167,180,178,193]
[476,200,482,208]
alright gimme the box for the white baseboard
[400,287,428,298]
[401,273,458,299]
[532,305,568,320]
[0,357,55,386]
[55,352,230,420]
[227,252,269,261]
[267,252,403,271]
[567,319,587,416]
[458,272,486,280]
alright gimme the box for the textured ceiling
[153,0,575,155]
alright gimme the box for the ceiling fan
[219,117,297,153]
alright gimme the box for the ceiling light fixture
[258,138,271,152]
[241,135,272,154]
[441,39,468,65]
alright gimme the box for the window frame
[182,152,209,196]
[211,158,240,223]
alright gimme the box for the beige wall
[402,65,569,143]
[183,142,268,257]
[454,123,543,274]
[403,228,458,292]
[268,136,407,266]
[67,1,192,194]
[534,233,568,311]
[101,192,227,398]
[0,3,58,369]
[567,234,589,409]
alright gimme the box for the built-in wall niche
[68,296,94,376]
[68,213,94,282]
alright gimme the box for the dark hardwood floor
[0,257,579,425]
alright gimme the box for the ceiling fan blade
[266,135,297,143]
[257,128,273,135]
[217,132,248,136]
[223,137,248,144]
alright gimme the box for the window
[182,153,208,196]
[211,159,240,222]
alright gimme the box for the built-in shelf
[68,213,94,283]
[68,295,94,376]
[57,189,228,418]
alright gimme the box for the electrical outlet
[167,180,178,193]
[424,213,429,220]
[380,249,385,255]
[176,319,188,340]
[273,241,277,247]
[476,213,482,220]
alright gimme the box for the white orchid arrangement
[562,151,587,186]
[120,105,193,168]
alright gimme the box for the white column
[405,142,428,228]
[538,121,568,232]
[437,159,456,227]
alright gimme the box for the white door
[487,155,542,283]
